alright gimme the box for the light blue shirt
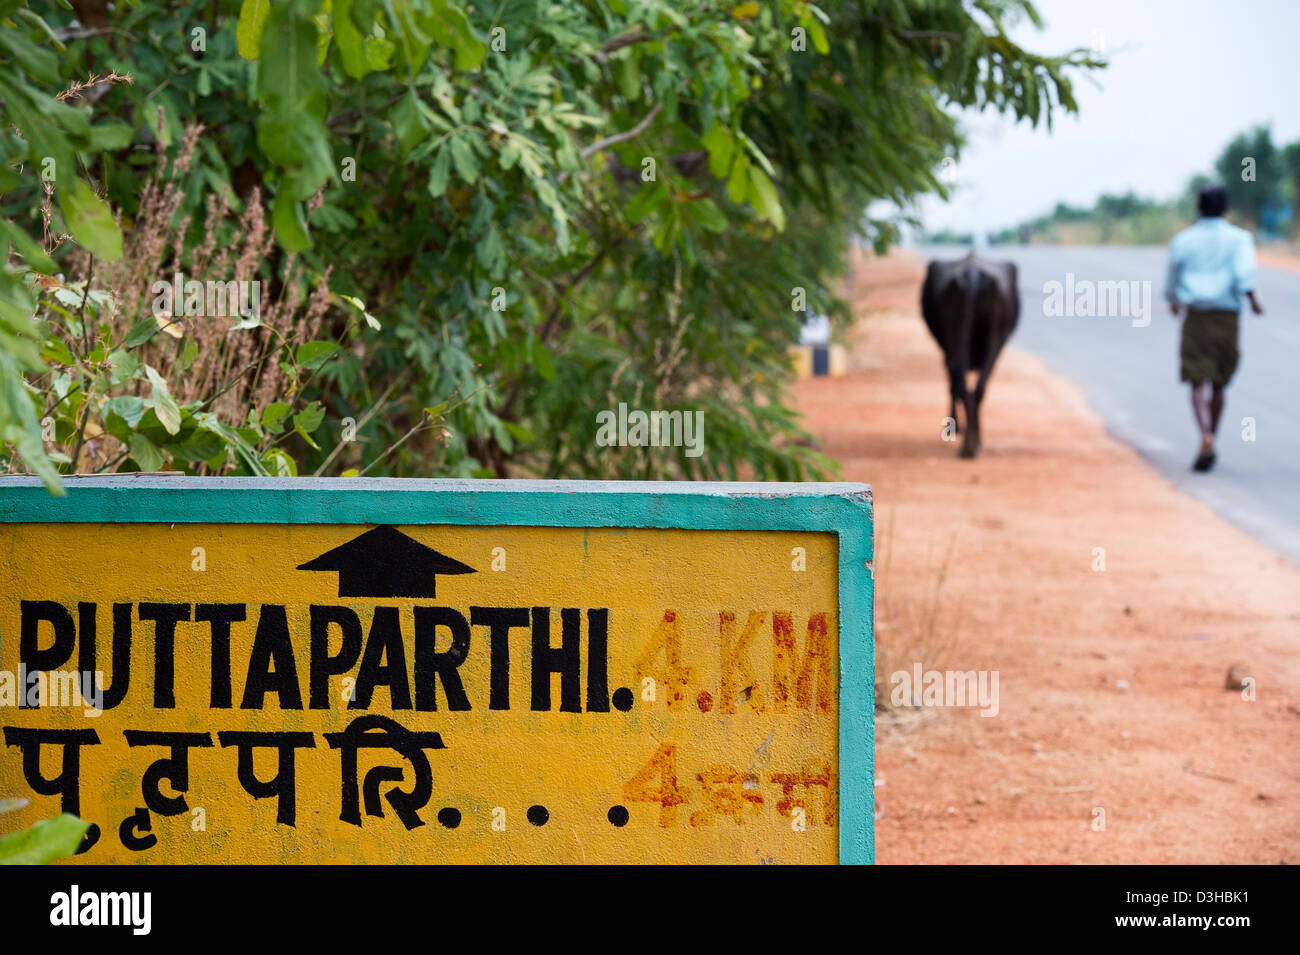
[1164,216,1256,312]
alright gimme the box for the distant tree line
[927,125,1300,247]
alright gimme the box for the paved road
[916,244,1300,565]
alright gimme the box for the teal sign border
[0,476,874,864]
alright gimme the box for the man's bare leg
[1190,382,1216,468]
[1209,382,1226,436]
[1191,383,1213,443]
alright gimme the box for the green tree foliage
[1282,141,1300,228]
[986,123,1300,246]
[0,0,129,493]
[1214,125,1281,228]
[985,191,1182,246]
[2,0,1095,486]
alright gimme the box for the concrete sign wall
[0,477,874,864]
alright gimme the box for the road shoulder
[797,250,1300,863]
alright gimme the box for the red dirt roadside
[795,250,1300,864]
[1258,247,1300,274]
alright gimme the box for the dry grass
[872,487,966,711]
[54,114,342,471]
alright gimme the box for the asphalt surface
[915,243,1300,565]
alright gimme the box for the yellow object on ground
[789,343,848,378]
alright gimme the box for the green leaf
[334,0,370,78]
[689,198,727,233]
[294,428,321,452]
[382,0,432,76]
[0,221,55,274]
[502,421,535,443]
[421,0,487,71]
[449,133,479,184]
[0,348,63,496]
[103,394,146,428]
[167,430,223,463]
[272,193,311,252]
[262,447,298,476]
[0,30,60,83]
[488,415,513,453]
[86,122,135,152]
[177,335,199,372]
[313,5,333,65]
[652,209,677,252]
[255,0,331,225]
[738,131,775,177]
[294,401,326,434]
[474,225,504,274]
[364,33,395,71]
[128,432,166,471]
[40,337,74,366]
[0,75,75,194]
[60,179,122,261]
[339,293,381,329]
[531,339,555,381]
[0,814,90,865]
[625,181,664,224]
[427,146,452,198]
[261,401,292,433]
[702,124,734,179]
[616,55,639,101]
[237,0,271,59]
[389,88,432,157]
[107,350,140,384]
[747,166,785,230]
[12,8,66,53]
[295,340,340,370]
[727,152,750,204]
[143,365,182,435]
[123,317,157,348]
[807,16,830,55]
[193,411,269,476]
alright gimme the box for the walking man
[1165,184,1264,472]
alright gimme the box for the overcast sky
[912,0,1300,235]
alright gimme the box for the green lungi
[1180,308,1239,385]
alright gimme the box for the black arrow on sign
[297,525,476,598]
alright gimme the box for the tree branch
[312,377,402,476]
[590,29,656,63]
[580,103,663,159]
[357,413,432,477]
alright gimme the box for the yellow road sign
[0,478,874,864]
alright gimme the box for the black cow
[920,253,1020,458]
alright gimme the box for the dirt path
[795,251,1300,864]
[1259,248,1300,274]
